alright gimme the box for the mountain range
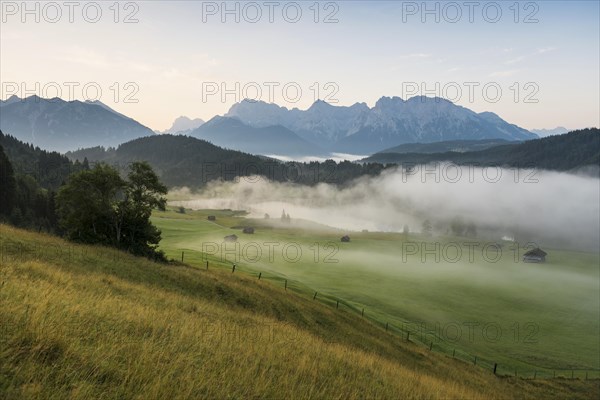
[1,95,538,157]
[0,95,154,152]
[216,96,538,155]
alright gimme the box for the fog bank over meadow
[170,165,600,251]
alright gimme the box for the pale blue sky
[1,1,598,131]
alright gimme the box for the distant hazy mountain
[363,128,599,174]
[225,96,537,154]
[190,116,326,157]
[159,116,205,134]
[378,139,513,154]
[530,127,569,137]
[0,95,154,152]
[226,99,370,147]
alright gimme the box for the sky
[1,0,599,131]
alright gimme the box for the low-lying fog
[266,153,367,163]
[170,164,600,251]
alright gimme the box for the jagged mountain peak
[3,94,21,103]
[224,95,536,155]
[308,99,335,110]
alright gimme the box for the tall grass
[1,224,598,399]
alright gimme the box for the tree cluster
[1,131,169,260]
[56,162,167,259]
[281,210,291,223]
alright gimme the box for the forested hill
[0,130,84,190]
[364,128,600,172]
[66,134,391,188]
[0,130,89,232]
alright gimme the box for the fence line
[182,250,600,380]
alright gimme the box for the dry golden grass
[1,224,598,399]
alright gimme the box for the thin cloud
[537,46,557,54]
[505,47,558,65]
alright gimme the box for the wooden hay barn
[523,248,547,263]
[224,234,238,242]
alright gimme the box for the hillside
[66,135,390,188]
[153,208,600,369]
[66,135,270,188]
[1,224,598,399]
[376,139,514,154]
[0,130,77,190]
[363,128,600,172]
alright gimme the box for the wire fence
[178,249,600,381]
[2,236,597,381]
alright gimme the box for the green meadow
[4,223,599,399]
[152,207,600,376]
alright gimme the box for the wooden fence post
[429,342,433,351]
[181,251,184,262]
[313,292,317,300]
[385,322,388,331]
[493,363,498,375]
[232,264,236,273]
[284,280,287,290]
[407,331,410,342]
[474,356,477,365]
[361,308,364,318]
[452,349,455,358]
[336,300,339,309]
[258,272,262,280]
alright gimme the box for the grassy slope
[152,208,600,376]
[1,224,598,399]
